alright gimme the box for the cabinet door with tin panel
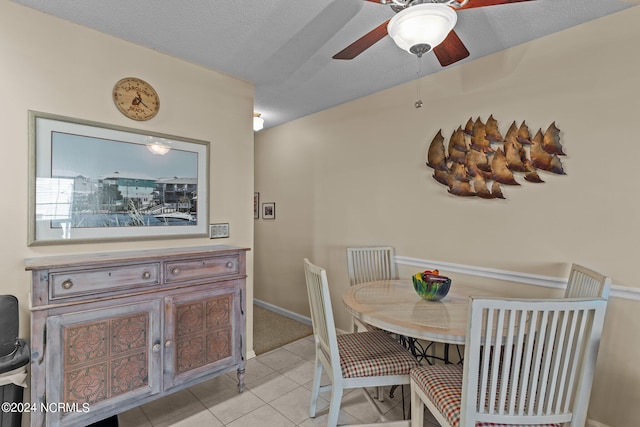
[44,300,162,426]
[163,283,244,390]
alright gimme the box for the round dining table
[342,279,534,346]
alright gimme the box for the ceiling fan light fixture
[253,113,264,131]
[388,4,457,57]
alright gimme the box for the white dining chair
[347,246,399,402]
[410,296,608,427]
[347,247,397,332]
[304,258,418,427]
[347,246,455,367]
[347,246,398,287]
[565,263,611,299]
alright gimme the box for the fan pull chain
[415,56,423,109]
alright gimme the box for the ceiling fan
[333,0,536,66]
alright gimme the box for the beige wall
[255,6,640,426]
[0,1,255,352]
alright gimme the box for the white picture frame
[28,111,210,245]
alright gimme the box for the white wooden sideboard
[25,245,249,427]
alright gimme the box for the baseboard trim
[253,299,347,335]
[395,256,640,301]
[587,420,611,427]
[254,299,313,326]
[251,299,314,359]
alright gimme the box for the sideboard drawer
[50,263,160,300]
[165,255,239,283]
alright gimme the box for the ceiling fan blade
[457,0,536,10]
[433,30,470,67]
[333,19,390,60]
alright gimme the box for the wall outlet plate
[209,223,229,239]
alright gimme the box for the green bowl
[412,273,451,301]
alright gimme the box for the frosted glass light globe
[388,4,457,57]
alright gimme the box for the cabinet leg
[237,367,245,392]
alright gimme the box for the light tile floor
[118,335,439,427]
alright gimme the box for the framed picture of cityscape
[28,111,210,245]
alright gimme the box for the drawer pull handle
[142,271,151,280]
[165,340,173,348]
[226,262,234,268]
[61,280,74,290]
[172,267,180,275]
[152,343,161,352]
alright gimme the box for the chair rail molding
[395,256,640,302]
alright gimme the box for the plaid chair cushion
[337,331,418,378]
[411,365,561,427]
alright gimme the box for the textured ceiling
[12,0,634,129]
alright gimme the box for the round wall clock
[112,77,160,121]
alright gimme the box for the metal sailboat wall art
[426,116,566,199]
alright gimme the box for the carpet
[253,304,313,355]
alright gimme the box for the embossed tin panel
[173,293,234,375]
[62,313,150,404]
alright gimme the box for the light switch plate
[209,223,229,239]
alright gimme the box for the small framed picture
[254,192,260,219]
[262,202,275,220]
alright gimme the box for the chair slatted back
[565,263,611,299]
[346,246,397,286]
[303,258,341,377]
[461,297,607,427]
